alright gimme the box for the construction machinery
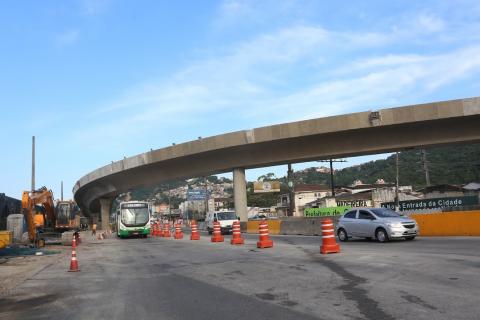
[55,200,80,231]
[21,186,56,244]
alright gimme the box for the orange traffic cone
[74,232,81,245]
[174,223,183,239]
[158,223,164,237]
[68,238,80,272]
[163,223,171,238]
[190,220,200,240]
[320,218,340,254]
[211,221,224,242]
[257,219,273,248]
[230,220,244,245]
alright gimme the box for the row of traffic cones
[210,220,270,248]
[208,218,339,254]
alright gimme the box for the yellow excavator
[21,187,55,245]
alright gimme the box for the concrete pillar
[91,214,99,226]
[99,198,112,231]
[233,168,248,222]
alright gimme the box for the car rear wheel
[337,228,348,242]
[376,228,389,243]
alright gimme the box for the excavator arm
[21,191,36,242]
[21,187,56,243]
[30,187,56,227]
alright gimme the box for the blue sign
[187,190,209,201]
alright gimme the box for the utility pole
[421,149,431,187]
[318,159,347,197]
[31,136,35,192]
[61,181,64,201]
[168,183,171,216]
[395,152,400,211]
[204,176,208,219]
[287,164,295,216]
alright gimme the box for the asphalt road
[1,232,479,320]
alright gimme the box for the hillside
[295,143,480,189]
[123,143,480,206]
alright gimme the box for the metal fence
[0,193,22,230]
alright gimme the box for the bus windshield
[121,204,149,227]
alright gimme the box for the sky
[1,0,480,200]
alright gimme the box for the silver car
[336,207,419,242]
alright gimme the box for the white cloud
[415,13,446,33]
[55,30,80,47]
[76,19,480,148]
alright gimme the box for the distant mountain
[293,143,480,189]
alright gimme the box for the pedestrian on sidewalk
[91,223,97,239]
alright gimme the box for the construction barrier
[410,210,480,236]
[211,221,224,242]
[163,223,171,238]
[190,220,200,240]
[173,223,183,239]
[247,220,281,235]
[0,231,13,247]
[68,237,80,272]
[320,218,340,254]
[230,220,244,245]
[257,219,273,248]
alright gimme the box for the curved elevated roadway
[73,97,480,228]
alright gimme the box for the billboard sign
[253,181,281,193]
[304,206,351,217]
[336,200,371,207]
[381,196,478,212]
[187,190,209,201]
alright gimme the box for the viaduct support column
[233,168,248,222]
[99,198,112,231]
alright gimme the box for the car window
[358,210,374,220]
[371,208,401,217]
[344,210,357,219]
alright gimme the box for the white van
[205,210,238,234]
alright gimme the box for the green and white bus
[116,201,151,238]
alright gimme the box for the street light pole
[329,159,335,197]
[204,176,208,219]
[395,152,400,211]
[287,163,295,216]
[168,183,171,216]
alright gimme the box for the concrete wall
[246,217,340,236]
[243,211,480,236]
[411,210,480,236]
[247,220,282,235]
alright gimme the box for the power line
[317,159,347,197]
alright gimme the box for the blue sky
[1,0,480,199]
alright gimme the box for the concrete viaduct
[73,97,480,230]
